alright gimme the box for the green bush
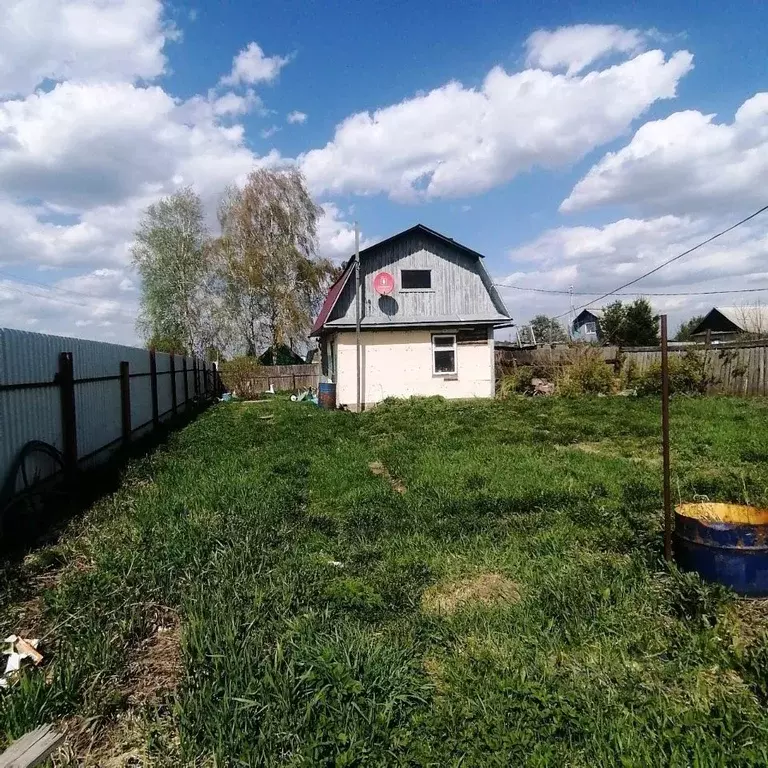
[558,349,616,395]
[497,366,533,398]
[218,355,262,398]
[636,350,713,396]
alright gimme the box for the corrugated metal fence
[0,328,218,505]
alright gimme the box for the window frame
[584,321,597,334]
[400,269,432,291]
[432,333,457,375]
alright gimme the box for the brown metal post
[661,314,673,562]
[58,352,77,478]
[182,357,189,408]
[119,361,131,445]
[170,354,177,415]
[149,349,159,427]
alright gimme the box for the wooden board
[0,725,64,768]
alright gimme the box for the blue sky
[1,0,767,343]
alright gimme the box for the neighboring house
[310,224,511,409]
[571,308,603,342]
[691,306,768,342]
[258,344,305,366]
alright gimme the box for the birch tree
[216,169,334,355]
[132,188,216,356]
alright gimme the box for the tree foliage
[674,315,705,342]
[132,172,337,360]
[215,169,335,355]
[132,188,217,356]
[529,314,568,344]
[146,332,187,355]
[599,299,659,346]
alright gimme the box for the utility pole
[568,285,575,339]
[355,222,362,413]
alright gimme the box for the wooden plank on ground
[0,725,64,768]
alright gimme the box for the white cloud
[300,46,693,202]
[220,41,290,86]
[260,125,280,139]
[525,24,646,76]
[287,110,307,124]
[497,214,768,330]
[562,93,768,215]
[212,89,262,116]
[0,80,280,212]
[316,203,375,262]
[0,0,174,96]
[0,269,139,343]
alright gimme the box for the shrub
[218,356,262,398]
[557,348,616,395]
[497,366,533,398]
[636,350,714,396]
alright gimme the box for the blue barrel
[674,503,768,596]
[318,382,336,409]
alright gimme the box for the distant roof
[692,306,768,336]
[573,307,604,323]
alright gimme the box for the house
[691,306,768,342]
[571,308,603,342]
[310,224,511,409]
[258,344,305,366]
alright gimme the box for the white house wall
[334,329,494,407]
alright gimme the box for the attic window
[401,269,431,290]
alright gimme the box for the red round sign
[373,271,395,295]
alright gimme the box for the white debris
[1,635,42,689]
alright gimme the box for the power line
[0,280,135,319]
[494,283,768,297]
[555,203,768,318]
[0,269,130,302]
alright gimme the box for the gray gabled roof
[311,224,511,336]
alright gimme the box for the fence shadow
[0,402,210,565]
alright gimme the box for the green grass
[3,395,768,766]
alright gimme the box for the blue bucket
[675,503,768,596]
[318,382,336,409]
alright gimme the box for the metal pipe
[661,314,673,561]
[355,222,362,413]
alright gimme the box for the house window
[401,269,431,290]
[432,334,456,374]
[584,322,597,334]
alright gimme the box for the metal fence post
[182,357,189,408]
[120,361,131,445]
[149,349,159,428]
[170,354,177,415]
[661,315,673,562]
[58,352,77,478]
[193,359,199,399]
[202,362,208,397]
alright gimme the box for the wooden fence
[495,339,768,396]
[221,364,320,398]
[622,340,768,396]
